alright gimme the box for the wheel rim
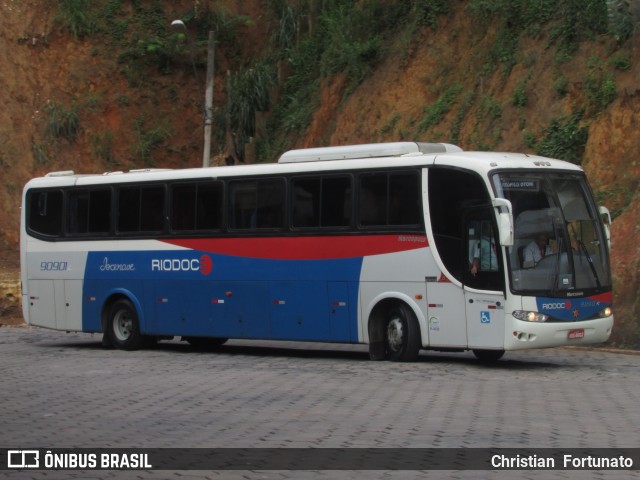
[112,309,133,341]
[387,316,404,353]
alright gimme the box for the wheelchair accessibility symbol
[480,311,491,324]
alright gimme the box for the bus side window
[117,187,139,232]
[389,172,421,226]
[140,186,165,231]
[229,179,284,230]
[292,178,320,228]
[196,182,223,230]
[358,171,421,228]
[359,173,386,226]
[68,189,111,235]
[321,176,352,227]
[171,184,196,231]
[428,167,494,283]
[28,190,63,237]
[464,214,502,291]
[291,175,352,229]
[118,185,165,233]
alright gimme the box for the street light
[171,19,215,168]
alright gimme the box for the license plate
[568,329,585,340]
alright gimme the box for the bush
[535,113,588,164]
[607,0,640,43]
[56,0,97,39]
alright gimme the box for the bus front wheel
[385,304,421,362]
[106,299,145,351]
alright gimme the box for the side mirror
[599,206,612,251]
[493,198,514,246]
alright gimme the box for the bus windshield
[493,172,611,295]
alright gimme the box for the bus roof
[434,151,583,176]
[25,149,583,189]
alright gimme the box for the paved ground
[0,326,639,479]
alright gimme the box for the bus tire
[385,304,421,362]
[472,349,505,362]
[106,298,146,351]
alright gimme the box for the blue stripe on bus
[535,292,612,321]
[82,250,363,343]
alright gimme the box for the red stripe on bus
[162,234,428,260]
[589,292,613,304]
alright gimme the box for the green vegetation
[31,142,49,166]
[609,53,632,71]
[414,0,451,28]
[56,0,98,39]
[450,91,475,146]
[607,0,640,43]
[594,185,636,219]
[472,94,503,149]
[50,0,639,163]
[468,0,609,69]
[418,84,463,133]
[44,102,80,144]
[584,57,617,113]
[132,116,170,166]
[226,62,277,158]
[261,0,446,161]
[91,131,117,167]
[534,113,588,164]
[380,113,402,137]
[510,79,528,108]
[552,75,569,98]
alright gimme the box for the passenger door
[462,209,506,349]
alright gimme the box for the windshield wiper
[567,220,601,290]
[577,239,601,289]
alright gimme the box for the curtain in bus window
[28,190,63,237]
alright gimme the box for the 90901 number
[40,261,68,271]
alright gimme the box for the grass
[44,102,80,143]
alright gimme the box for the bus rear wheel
[385,304,421,362]
[106,298,146,351]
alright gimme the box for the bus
[20,141,614,361]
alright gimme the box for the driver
[522,234,556,268]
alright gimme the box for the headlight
[512,310,549,322]
[598,306,612,317]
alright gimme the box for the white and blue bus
[20,142,613,361]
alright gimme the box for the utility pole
[171,20,215,168]
[203,30,215,168]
